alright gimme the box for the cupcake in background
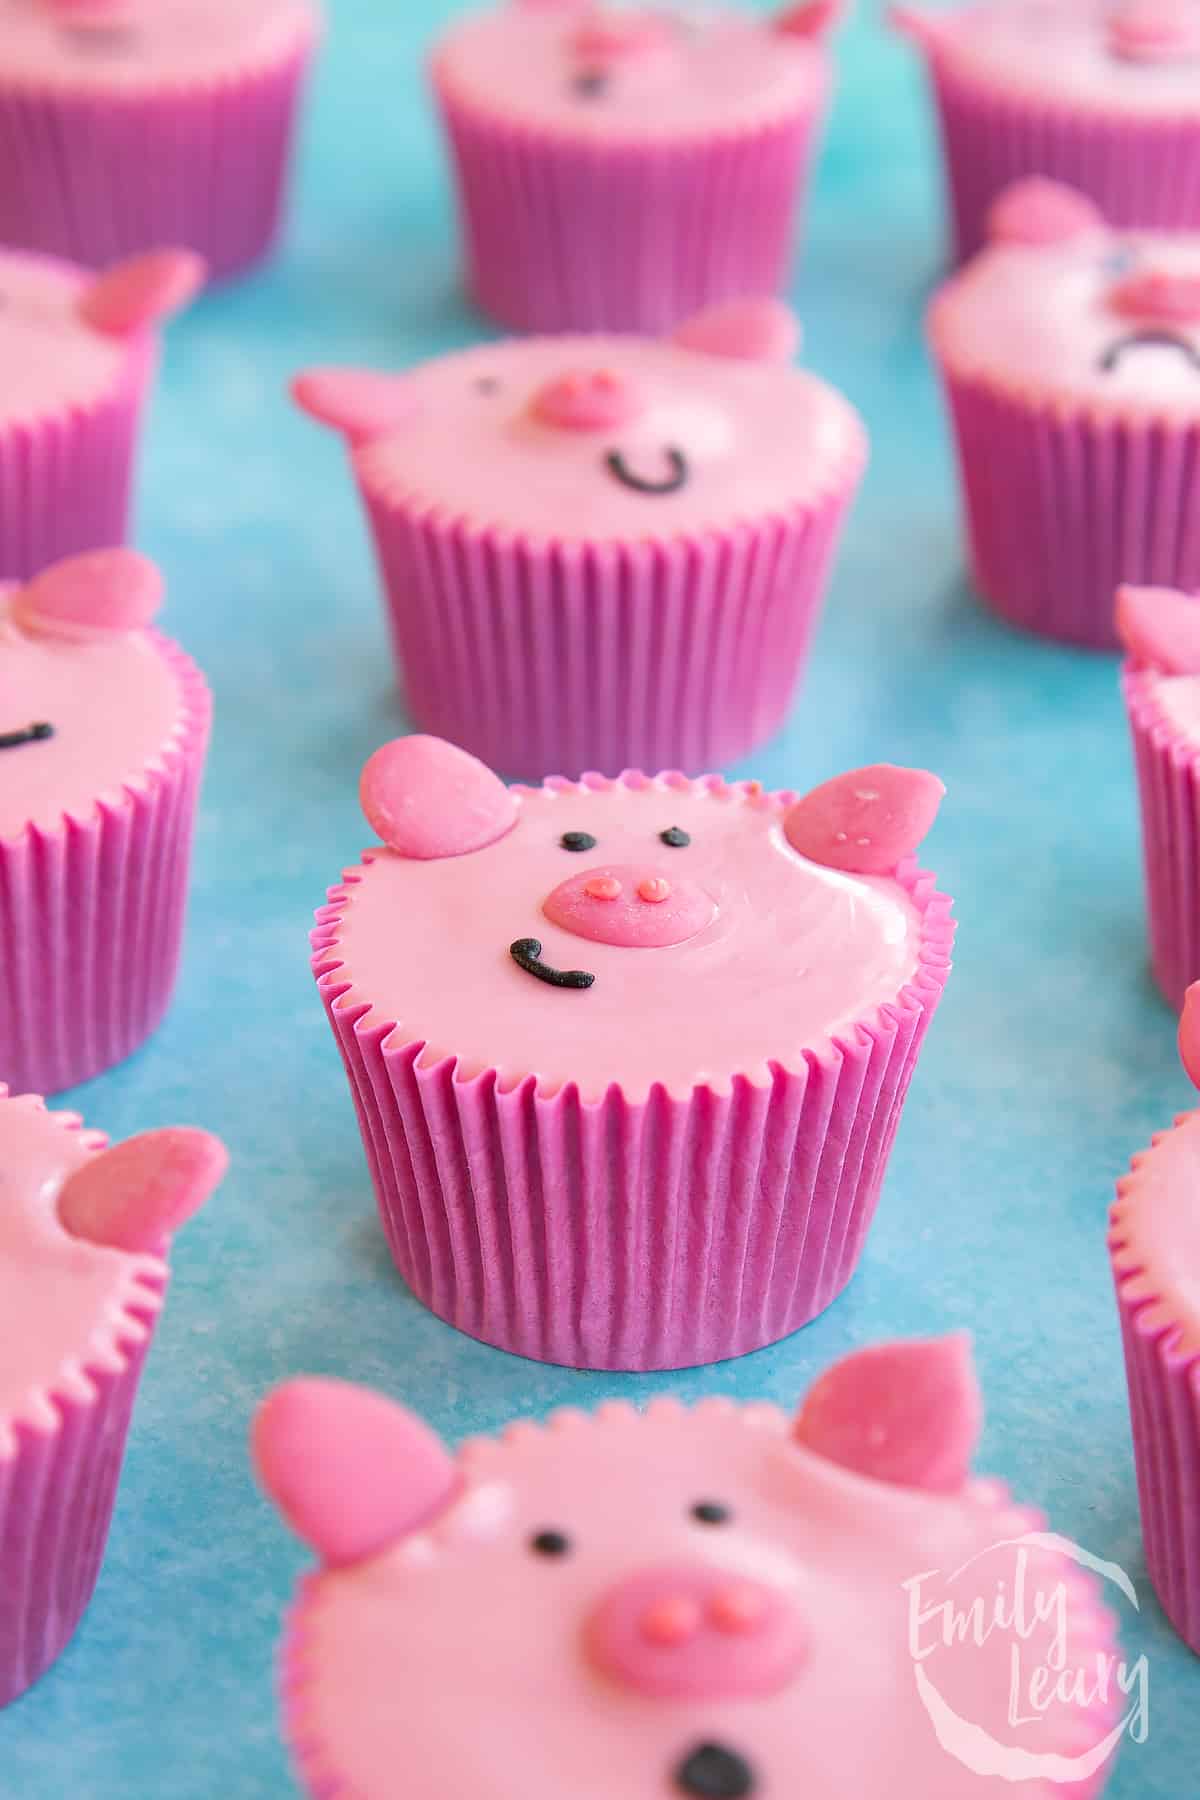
[311,734,952,1371]
[929,178,1200,649]
[1,1092,226,1706]
[0,245,202,583]
[293,298,866,779]
[431,0,844,334]
[0,0,321,279]
[1,549,211,1096]
[893,0,1200,265]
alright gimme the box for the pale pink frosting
[930,225,1200,420]
[0,249,138,427]
[1140,669,1200,738]
[323,774,923,1102]
[0,1090,165,1457]
[285,1401,1117,1800]
[0,0,318,93]
[0,589,185,840]
[913,0,1200,115]
[432,5,826,144]
[353,335,865,543]
[1112,1106,1200,1354]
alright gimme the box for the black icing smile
[1099,329,1200,373]
[0,721,53,751]
[509,937,595,990]
[675,1743,756,1798]
[605,447,690,495]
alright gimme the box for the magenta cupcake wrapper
[1111,1140,1200,1654]
[434,75,823,334]
[0,44,315,279]
[0,636,211,1096]
[312,858,953,1372]
[940,372,1200,650]
[0,340,156,585]
[1122,663,1200,1013]
[358,469,862,780]
[922,54,1200,264]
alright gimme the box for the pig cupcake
[431,0,843,334]
[293,299,866,778]
[311,735,954,1371]
[0,245,202,583]
[256,1337,1122,1798]
[1,549,211,1096]
[893,0,1200,265]
[1110,982,1200,1656]
[930,178,1200,649]
[0,0,320,278]
[1,1088,226,1706]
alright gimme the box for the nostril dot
[585,874,623,901]
[640,1595,703,1647]
[709,1585,769,1636]
[638,876,671,904]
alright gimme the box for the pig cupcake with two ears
[893,0,1200,265]
[431,0,845,334]
[293,299,866,778]
[0,244,202,582]
[1,1090,226,1706]
[930,178,1200,649]
[1,549,211,1096]
[255,1338,1122,1798]
[312,735,953,1371]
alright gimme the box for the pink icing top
[349,335,865,543]
[1111,1105,1200,1354]
[0,248,146,427]
[1137,669,1200,738]
[318,773,929,1103]
[432,3,826,144]
[930,222,1200,420]
[0,0,318,92]
[906,0,1200,115]
[0,579,186,840]
[0,1091,166,1457]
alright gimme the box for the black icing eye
[1101,244,1139,278]
[560,831,597,853]
[660,826,690,848]
[0,721,54,750]
[474,376,500,394]
[530,1529,571,1557]
[690,1501,731,1526]
[572,67,610,98]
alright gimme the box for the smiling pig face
[255,1338,1121,1800]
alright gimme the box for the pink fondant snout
[588,1564,807,1701]
[531,368,646,432]
[543,865,716,947]
[1108,0,1200,61]
[1109,269,1200,325]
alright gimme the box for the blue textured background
[2,2,1192,1792]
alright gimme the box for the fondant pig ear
[291,368,417,444]
[887,4,946,46]
[13,548,163,640]
[986,178,1105,248]
[78,249,206,336]
[1180,983,1200,1089]
[776,0,845,40]
[671,298,800,364]
[253,1378,460,1566]
[1116,584,1200,673]
[57,1128,227,1253]
[784,764,944,875]
[360,735,519,859]
[794,1335,981,1493]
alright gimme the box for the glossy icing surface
[0,249,131,426]
[0,0,317,91]
[1112,1106,1200,1355]
[433,3,825,142]
[1142,669,1200,738]
[0,589,184,839]
[325,774,923,1100]
[352,335,865,541]
[930,225,1200,416]
[0,1091,163,1453]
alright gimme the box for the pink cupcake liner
[311,857,953,1372]
[0,635,211,1096]
[1122,663,1200,1012]
[940,372,1200,650]
[0,44,316,279]
[358,468,861,780]
[924,56,1200,264]
[434,75,823,334]
[1111,1131,1200,1655]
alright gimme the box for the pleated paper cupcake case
[1123,665,1200,1012]
[0,635,211,1096]
[312,851,953,1371]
